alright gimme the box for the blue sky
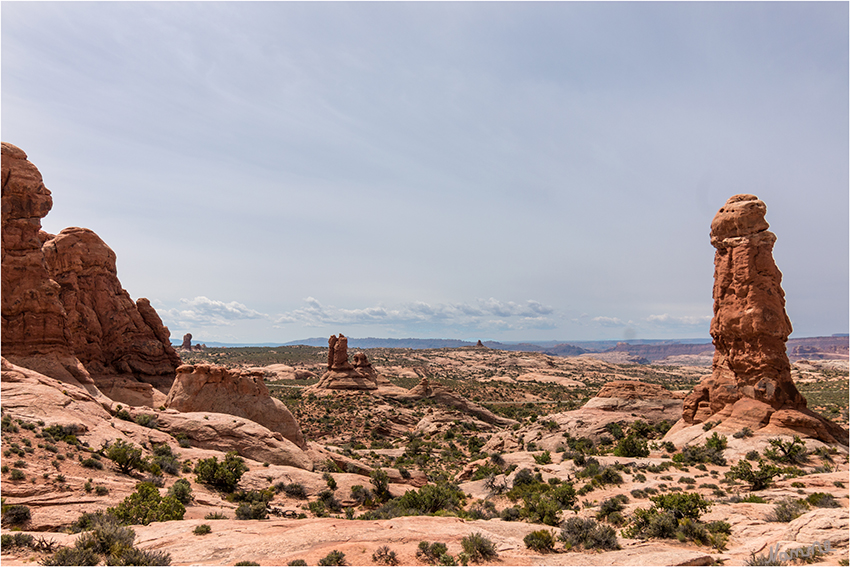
[3,2,847,344]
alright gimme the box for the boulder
[166,364,307,449]
[154,410,313,470]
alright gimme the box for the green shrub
[194,451,247,492]
[766,498,808,523]
[167,479,193,504]
[739,494,767,503]
[396,482,466,515]
[523,529,556,553]
[149,443,180,476]
[597,495,627,522]
[134,414,158,429]
[323,471,338,490]
[560,516,620,550]
[81,458,104,470]
[318,550,347,566]
[733,427,753,439]
[806,492,839,508]
[286,561,307,566]
[727,459,781,491]
[417,541,449,564]
[205,512,228,520]
[108,547,172,565]
[235,562,261,567]
[764,436,808,465]
[350,485,374,505]
[74,514,135,555]
[370,469,391,502]
[276,482,308,499]
[41,545,100,566]
[105,439,145,475]
[193,524,212,535]
[235,501,268,520]
[461,532,498,563]
[108,482,186,525]
[499,506,520,521]
[9,468,25,481]
[533,451,552,465]
[614,433,649,458]
[372,545,399,565]
[95,485,110,496]
[2,504,31,526]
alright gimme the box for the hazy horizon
[3,2,847,344]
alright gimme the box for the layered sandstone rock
[1,143,179,398]
[314,336,384,390]
[43,227,180,381]
[675,195,846,444]
[1,143,73,360]
[166,364,307,450]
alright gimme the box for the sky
[2,2,848,345]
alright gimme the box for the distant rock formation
[314,335,382,390]
[181,333,192,349]
[166,364,307,449]
[673,195,846,444]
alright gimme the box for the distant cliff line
[171,335,848,362]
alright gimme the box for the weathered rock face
[1,143,72,359]
[166,364,307,450]
[678,195,846,444]
[43,227,180,380]
[1,143,179,399]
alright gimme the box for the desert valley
[2,142,849,567]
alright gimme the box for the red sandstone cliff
[1,142,179,397]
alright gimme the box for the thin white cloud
[645,313,711,326]
[274,297,556,330]
[160,296,268,327]
[591,316,627,327]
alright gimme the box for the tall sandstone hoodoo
[1,143,179,396]
[680,194,846,444]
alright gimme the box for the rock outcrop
[43,227,180,382]
[181,333,192,349]
[673,195,846,445]
[483,380,682,454]
[165,364,307,450]
[314,335,384,390]
[1,143,75,363]
[1,142,180,399]
[391,377,517,428]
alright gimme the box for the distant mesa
[666,194,847,446]
[1,142,179,403]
